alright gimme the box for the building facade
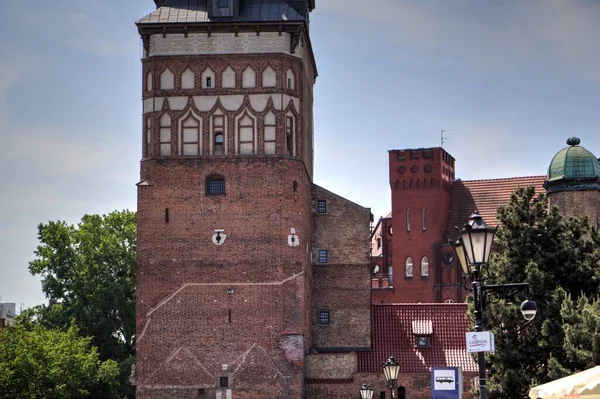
[134,1,372,398]
[371,139,600,305]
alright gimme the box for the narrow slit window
[264,112,276,154]
[212,114,225,155]
[406,208,411,232]
[285,115,295,156]
[422,207,426,231]
[206,76,212,88]
[165,208,169,223]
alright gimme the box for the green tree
[475,187,600,398]
[27,210,136,397]
[0,322,119,399]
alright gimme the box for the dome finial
[566,137,581,146]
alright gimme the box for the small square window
[318,249,328,264]
[219,376,229,388]
[208,179,225,195]
[319,311,329,324]
[316,200,327,214]
[415,336,431,348]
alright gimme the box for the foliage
[477,187,600,398]
[26,210,136,398]
[0,322,119,399]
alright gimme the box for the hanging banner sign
[465,331,495,353]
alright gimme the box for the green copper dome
[545,138,600,193]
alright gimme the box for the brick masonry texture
[549,189,600,227]
[136,157,313,398]
[310,185,372,349]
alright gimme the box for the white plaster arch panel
[235,109,258,155]
[209,109,228,155]
[219,95,245,111]
[242,67,256,88]
[146,71,153,91]
[282,95,300,112]
[143,97,165,114]
[181,68,195,89]
[221,67,236,89]
[160,68,175,90]
[262,66,277,88]
[248,95,272,112]
[178,109,203,156]
[202,68,215,89]
[193,96,218,112]
[168,97,188,111]
[286,69,295,90]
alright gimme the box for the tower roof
[138,0,309,25]
[547,138,600,182]
[545,137,600,193]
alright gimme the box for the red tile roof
[357,304,477,373]
[447,176,546,239]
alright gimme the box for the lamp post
[452,211,538,399]
[382,356,400,398]
[359,383,374,399]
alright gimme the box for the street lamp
[452,211,538,399]
[359,383,374,399]
[382,356,400,398]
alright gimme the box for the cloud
[319,0,600,82]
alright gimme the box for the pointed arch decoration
[146,71,153,91]
[235,108,257,155]
[160,68,175,90]
[178,109,203,155]
[209,101,228,155]
[242,66,256,88]
[181,68,195,89]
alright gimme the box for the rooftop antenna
[441,129,453,148]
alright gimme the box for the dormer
[210,0,239,18]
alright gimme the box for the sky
[1,0,599,310]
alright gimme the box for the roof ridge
[459,175,546,183]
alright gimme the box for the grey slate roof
[137,0,307,25]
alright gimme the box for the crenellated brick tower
[134,1,372,398]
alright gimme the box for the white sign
[433,369,456,390]
[465,331,495,353]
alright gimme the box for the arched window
[422,207,426,231]
[406,208,411,232]
[160,113,172,156]
[264,111,276,154]
[237,112,255,154]
[180,113,201,155]
[405,257,414,278]
[285,114,295,156]
[211,113,226,155]
[206,174,225,195]
[421,256,429,278]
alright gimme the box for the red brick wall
[136,157,312,398]
[311,185,372,349]
[376,148,454,304]
[549,189,600,227]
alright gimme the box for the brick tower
[134,1,322,398]
[381,148,456,303]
